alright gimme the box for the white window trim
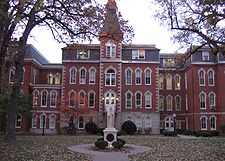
[135,91,142,108]
[105,67,117,86]
[49,114,56,129]
[77,49,90,59]
[199,91,206,110]
[32,114,37,128]
[78,116,85,129]
[41,90,48,107]
[175,95,182,111]
[39,113,47,128]
[144,68,152,85]
[200,116,208,130]
[79,67,87,84]
[166,74,173,90]
[159,95,164,111]
[125,68,132,85]
[68,90,76,108]
[125,91,133,109]
[207,69,215,86]
[210,116,216,130]
[174,74,181,90]
[88,91,95,108]
[202,51,210,61]
[166,95,173,111]
[144,91,152,109]
[198,69,205,86]
[106,40,116,58]
[159,74,164,90]
[89,67,96,85]
[135,68,142,85]
[15,114,22,128]
[32,89,39,106]
[132,49,145,60]
[208,92,216,108]
[69,67,77,84]
[50,90,57,108]
[79,90,86,107]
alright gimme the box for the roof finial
[106,0,117,9]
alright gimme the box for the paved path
[68,144,151,161]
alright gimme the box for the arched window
[125,91,132,109]
[166,74,172,90]
[165,116,174,129]
[125,68,132,85]
[32,114,37,128]
[32,90,39,106]
[79,91,85,106]
[41,90,48,107]
[198,69,205,86]
[54,73,61,85]
[208,69,215,86]
[15,114,22,128]
[69,67,77,84]
[49,114,56,129]
[79,68,86,84]
[50,91,57,107]
[69,91,76,107]
[200,116,207,130]
[89,68,96,84]
[22,67,25,83]
[48,73,54,84]
[175,95,181,111]
[105,69,116,86]
[135,92,142,108]
[210,116,216,130]
[88,91,95,108]
[199,92,206,109]
[135,68,142,85]
[106,40,116,58]
[159,95,164,111]
[166,95,173,111]
[145,91,152,109]
[174,74,181,90]
[32,68,37,84]
[9,66,15,83]
[209,92,216,108]
[40,114,46,128]
[78,116,84,129]
[159,74,164,89]
[145,69,151,85]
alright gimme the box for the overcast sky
[27,0,180,63]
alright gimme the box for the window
[15,114,22,128]
[69,91,76,107]
[159,74,164,89]
[208,69,215,86]
[79,91,85,106]
[199,92,206,109]
[202,51,209,61]
[48,73,54,84]
[22,67,25,83]
[33,90,39,106]
[54,73,61,84]
[125,91,132,109]
[32,114,37,128]
[125,68,132,85]
[145,91,152,109]
[132,49,145,59]
[185,72,187,89]
[33,68,37,84]
[9,67,15,83]
[50,91,57,107]
[159,95,164,111]
[78,116,85,129]
[89,68,96,84]
[163,58,175,67]
[186,94,188,111]
[79,68,86,84]
[49,114,56,129]
[135,92,142,108]
[145,69,151,85]
[69,67,77,84]
[209,92,216,108]
[135,68,142,85]
[174,74,181,90]
[175,95,181,111]
[77,50,89,59]
[200,116,207,130]
[165,116,174,129]
[88,91,95,108]
[166,74,172,90]
[166,95,173,111]
[105,69,116,86]
[199,69,205,86]
[41,90,48,107]
[210,116,216,130]
[106,41,116,58]
[40,114,46,128]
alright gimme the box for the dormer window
[132,49,145,59]
[163,58,175,67]
[77,50,89,59]
[202,51,209,61]
[106,40,116,58]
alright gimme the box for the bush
[95,139,108,149]
[183,130,193,136]
[220,124,225,135]
[85,122,98,134]
[163,130,177,136]
[112,139,126,149]
[194,131,220,137]
[117,138,126,146]
[121,120,137,135]
[96,128,104,136]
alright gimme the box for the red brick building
[9,0,225,134]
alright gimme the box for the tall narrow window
[48,73,54,84]
[9,67,15,83]
[33,68,37,84]
[209,92,216,108]
[69,67,76,84]
[33,90,39,106]
[145,69,151,85]
[125,68,132,85]
[88,91,95,108]
[199,69,205,86]
[159,74,164,89]
[89,68,96,84]
[166,74,172,90]
[210,116,216,130]
[145,91,152,109]
[15,114,22,128]
[79,91,85,106]
[185,72,187,89]
[200,116,207,130]
[166,95,173,111]
[79,68,86,84]
[208,69,215,86]
[49,114,56,129]
[32,114,37,128]
[41,90,48,107]
[125,91,132,109]
[135,92,142,108]
[22,67,25,83]
[135,69,142,85]
[50,91,57,107]
[69,91,76,107]
[175,95,181,111]
[106,40,116,58]
[174,74,181,90]
[105,69,116,86]
[78,116,84,129]
[159,95,164,111]
[54,73,61,85]
[199,92,206,109]
[202,51,209,61]
[40,114,46,128]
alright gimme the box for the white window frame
[199,91,206,110]
[69,90,76,108]
[77,49,90,59]
[32,114,37,128]
[145,91,152,109]
[40,113,47,128]
[210,116,216,130]
[79,67,86,84]
[48,73,54,85]
[132,49,145,59]
[159,95,164,111]
[207,69,215,86]
[105,68,116,86]
[159,74,164,90]
[174,74,181,90]
[79,90,86,107]
[106,40,116,58]
[32,90,39,106]
[54,73,61,85]
[69,67,77,84]
[135,91,142,108]
[89,67,96,84]
[208,92,216,108]
[50,90,57,108]
[49,114,56,129]
[15,114,22,128]
[41,90,48,107]
[78,116,85,129]
[125,91,132,109]
[166,95,173,111]
[88,91,95,108]
[202,51,210,61]
[200,116,207,130]
[166,74,172,90]
[125,68,132,85]
[175,95,181,111]
[145,68,152,85]
[198,69,205,86]
[135,68,142,85]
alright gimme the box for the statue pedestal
[103,128,118,148]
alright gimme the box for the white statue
[106,105,115,129]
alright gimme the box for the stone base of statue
[103,128,118,148]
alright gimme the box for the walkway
[68,144,151,161]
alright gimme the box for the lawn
[0,135,225,161]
